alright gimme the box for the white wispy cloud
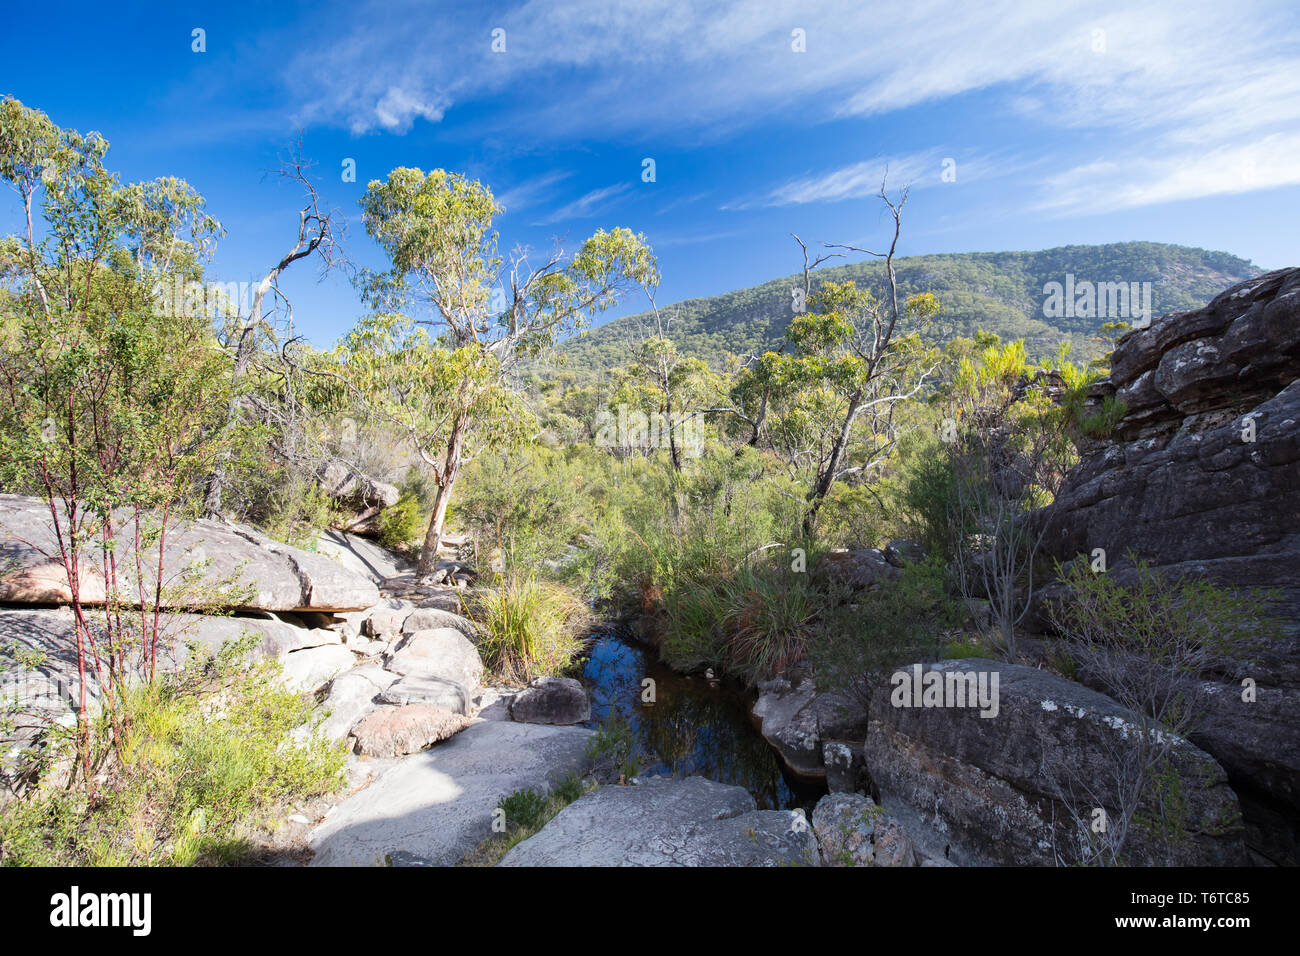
[273,0,1300,212]
[496,170,573,213]
[532,183,631,225]
[1036,132,1300,215]
[369,86,450,134]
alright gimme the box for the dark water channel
[579,629,825,812]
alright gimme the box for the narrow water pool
[579,629,825,812]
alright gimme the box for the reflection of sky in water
[580,632,824,811]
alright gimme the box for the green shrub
[260,473,337,550]
[458,773,591,866]
[0,636,346,866]
[810,557,963,709]
[585,714,642,781]
[377,491,423,550]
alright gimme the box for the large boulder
[280,644,357,694]
[509,676,590,725]
[349,703,470,758]
[813,548,901,592]
[499,775,820,867]
[384,627,483,690]
[1037,268,1300,862]
[316,530,411,585]
[379,674,473,715]
[865,659,1247,867]
[0,495,379,612]
[316,664,398,742]
[812,792,915,867]
[751,676,868,779]
[308,721,593,866]
[0,606,348,713]
[317,461,400,536]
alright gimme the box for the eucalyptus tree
[0,97,228,770]
[347,168,656,580]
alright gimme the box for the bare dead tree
[202,136,344,517]
[796,180,941,536]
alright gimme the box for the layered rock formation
[0,494,379,612]
[1039,267,1300,863]
[866,660,1248,867]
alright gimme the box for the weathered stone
[473,686,516,721]
[400,607,480,638]
[812,792,915,867]
[813,548,901,592]
[350,704,470,758]
[822,739,870,794]
[379,674,472,715]
[362,598,416,639]
[0,607,345,714]
[1036,268,1300,861]
[884,539,926,568]
[316,664,397,742]
[280,644,357,694]
[317,461,400,536]
[865,659,1247,867]
[752,677,868,779]
[499,775,819,867]
[0,495,380,612]
[510,676,590,725]
[385,627,483,690]
[309,721,593,866]
[316,530,411,585]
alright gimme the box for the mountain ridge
[550,241,1262,376]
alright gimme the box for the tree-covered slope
[552,242,1260,375]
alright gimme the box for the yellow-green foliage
[0,639,346,866]
[472,573,589,684]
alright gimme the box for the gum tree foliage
[0,98,229,776]
[943,340,1078,660]
[717,188,942,536]
[609,309,718,471]
[346,168,657,579]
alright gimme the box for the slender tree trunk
[416,409,468,581]
[665,392,682,472]
[802,389,862,536]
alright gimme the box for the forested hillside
[550,242,1259,376]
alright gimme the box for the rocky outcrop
[308,721,593,866]
[0,606,357,713]
[316,529,412,585]
[813,548,901,593]
[317,461,400,536]
[811,792,916,867]
[865,659,1247,867]
[0,494,379,612]
[499,775,819,867]
[751,676,868,779]
[1038,267,1300,862]
[509,676,590,725]
[384,627,483,689]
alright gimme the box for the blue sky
[3,0,1299,346]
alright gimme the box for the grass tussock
[471,573,590,684]
[457,773,590,867]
